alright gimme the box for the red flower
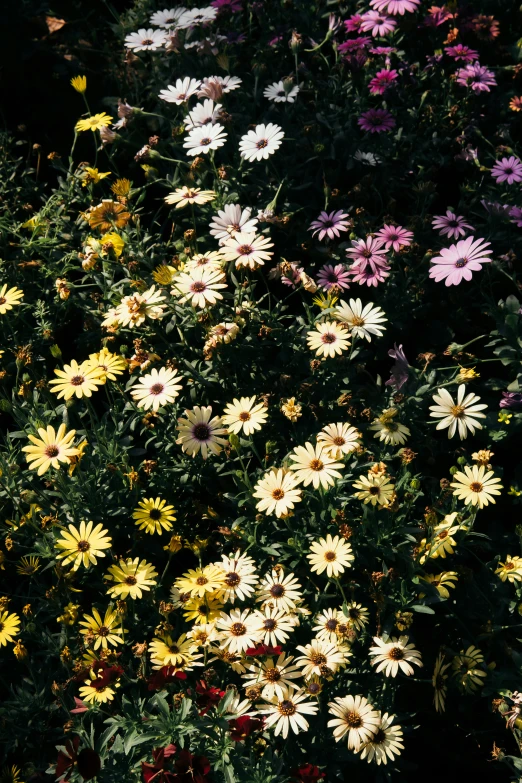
[148,666,187,691]
[195,680,225,715]
[174,750,211,783]
[292,764,325,783]
[229,715,264,741]
[244,644,283,657]
[55,736,101,781]
[142,745,177,783]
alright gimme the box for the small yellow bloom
[456,365,479,382]
[498,411,512,424]
[133,497,176,535]
[281,397,302,422]
[313,292,338,309]
[81,167,111,187]
[57,602,80,625]
[164,535,183,553]
[0,284,24,314]
[75,113,113,133]
[509,96,522,112]
[100,232,125,257]
[71,75,87,93]
[111,178,132,198]
[16,556,40,576]
[419,571,458,599]
[471,449,494,467]
[495,555,522,583]
[153,265,178,285]
[13,640,28,660]
[68,439,88,476]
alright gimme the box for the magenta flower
[491,157,522,185]
[429,236,493,286]
[317,264,351,291]
[358,108,396,133]
[370,46,396,55]
[370,0,420,15]
[344,14,363,32]
[444,44,479,62]
[360,11,397,36]
[309,210,351,241]
[349,263,390,287]
[369,68,398,94]
[346,236,389,271]
[376,224,413,252]
[338,37,372,53]
[456,63,497,93]
[509,207,522,227]
[432,210,474,240]
[212,0,243,10]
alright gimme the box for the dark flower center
[238,245,253,255]
[310,459,325,471]
[0,298,6,305]
[98,626,109,637]
[369,486,380,495]
[389,646,404,660]
[71,375,85,386]
[191,281,207,293]
[271,488,285,500]
[324,551,336,562]
[470,481,483,492]
[279,699,296,716]
[196,576,208,585]
[231,622,247,636]
[333,436,345,446]
[239,411,251,421]
[200,138,212,146]
[225,572,241,587]
[149,508,162,520]
[125,575,138,585]
[344,711,363,728]
[270,584,285,598]
[455,257,468,268]
[77,540,90,552]
[193,423,211,440]
[142,39,153,45]
[263,618,276,630]
[150,383,164,395]
[45,445,60,458]
[307,682,321,695]
[326,618,338,630]
[265,667,281,682]
[310,652,327,666]
[256,139,268,149]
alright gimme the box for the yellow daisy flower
[182,594,224,624]
[0,611,21,646]
[133,497,176,535]
[100,232,125,257]
[16,556,40,576]
[75,112,113,132]
[174,565,226,598]
[70,75,87,93]
[22,423,79,475]
[148,633,202,670]
[81,167,111,187]
[87,347,126,381]
[495,555,522,583]
[49,359,105,400]
[432,653,451,712]
[88,200,130,231]
[79,678,117,704]
[111,178,132,198]
[289,442,344,490]
[55,520,112,570]
[419,571,458,599]
[419,514,460,564]
[0,284,23,314]
[79,607,124,650]
[106,558,158,599]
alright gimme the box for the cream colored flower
[307,321,350,358]
[317,422,360,459]
[253,469,302,517]
[222,396,268,435]
[307,535,354,578]
[328,694,380,750]
[429,384,487,439]
[289,443,344,489]
[369,635,422,677]
[450,464,503,508]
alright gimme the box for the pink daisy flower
[360,11,397,36]
[349,263,390,287]
[491,157,522,185]
[309,210,351,241]
[338,37,372,53]
[456,63,497,93]
[432,210,474,240]
[370,0,420,15]
[376,224,413,252]
[429,236,493,286]
[369,68,398,94]
[509,207,522,227]
[346,236,389,271]
[317,264,351,291]
[358,108,396,133]
[370,46,396,55]
[344,14,364,32]
[444,44,479,62]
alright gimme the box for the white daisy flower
[253,469,302,518]
[429,384,487,439]
[183,123,227,156]
[317,422,360,459]
[201,74,242,94]
[216,608,260,653]
[328,694,380,750]
[209,204,258,244]
[176,405,227,459]
[172,266,227,308]
[125,28,167,51]
[295,640,350,678]
[159,77,201,105]
[239,123,285,162]
[369,635,423,677]
[263,80,300,103]
[257,569,303,612]
[220,231,274,269]
[150,8,187,28]
[184,99,223,128]
[335,298,387,341]
[358,713,404,765]
[251,606,296,646]
[215,551,259,604]
[256,687,318,739]
[177,7,217,27]
[243,653,302,700]
[130,367,183,411]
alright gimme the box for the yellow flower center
[350,315,365,326]
[389,646,404,660]
[271,488,285,500]
[309,459,324,471]
[310,652,327,666]
[265,667,281,682]
[230,622,247,636]
[278,699,296,716]
[450,404,466,417]
[324,551,336,562]
[470,482,483,492]
[343,710,363,728]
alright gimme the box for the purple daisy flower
[445,44,479,62]
[338,37,372,53]
[432,210,474,240]
[309,210,351,241]
[349,263,390,287]
[376,224,413,252]
[386,344,410,390]
[346,236,389,270]
[456,63,497,93]
[370,0,420,14]
[358,108,396,133]
[500,392,522,409]
[491,157,522,185]
[344,14,363,32]
[316,264,351,291]
[360,11,397,36]
[509,207,522,227]
[429,236,493,286]
[369,68,398,94]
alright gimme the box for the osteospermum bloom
[289,443,344,489]
[49,359,105,400]
[243,653,302,699]
[209,204,258,243]
[445,44,479,62]
[79,678,116,704]
[419,515,460,562]
[133,497,176,534]
[0,612,21,646]
[344,602,370,632]
[115,286,166,327]
[130,367,183,411]
[178,6,217,26]
[360,11,396,36]
[264,80,300,103]
[313,608,343,644]
[220,231,274,269]
[307,535,354,578]
[22,424,79,475]
[369,635,422,677]
[353,473,395,506]
[309,211,351,241]
[0,284,23,314]
[420,571,458,599]
[336,298,387,341]
[150,7,186,27]
[175,565,226,598]
[217,551,259,603]
[165,187,216,208]
[346,236,388,271]
[257,569,303,612]
[253,469,302,518]
[317,422,360,459]
[370,0,419,12]
[432,653,451,712]
[429,236,492,286]
[75,113,113,132]
[316,264,351,291]
[148,634,201,669]
[491,156,522,185]
[429,384,487,439]
[257,686,318,739]
[358,713,404,765]
[376,224,413,252]
[495,555,522,583]
[88,348,126,381]
[125,27,167,51]
[183,595,224,625]
[295,640,350,678]
[106,558,158,599]
[79,607,124,650]
[252,606,296,646]
[370,408,410,445]
[183,123,227,156]
[358,108,395,133]
[188,623,219,648]
[216,608,260,653]
[456,63,497,93]
[369,68,398,94]
[239,123,284,162]
[222,396,268,435]
[307,322,350,358]
[176,405,227,459]
[184,98,223,129]
[172,266,227,308]
[450,465,503,508]
[328,695,380,750]
[432,210,474,240]
[55,521,112,570]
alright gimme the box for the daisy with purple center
[349,263,390,287]
[360,11,397,36]
[358,108,395,133]
[491,157,522,185]
[347,236,389,271]
[370,0,420,14]
[317,264,351,291]
[376,224,413,252]
[429,236,493,286]
[444,44,479,62]
[456,63,497,93]
[309,210,351,241]
[368,68,398,94]
[432,210,474,240]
